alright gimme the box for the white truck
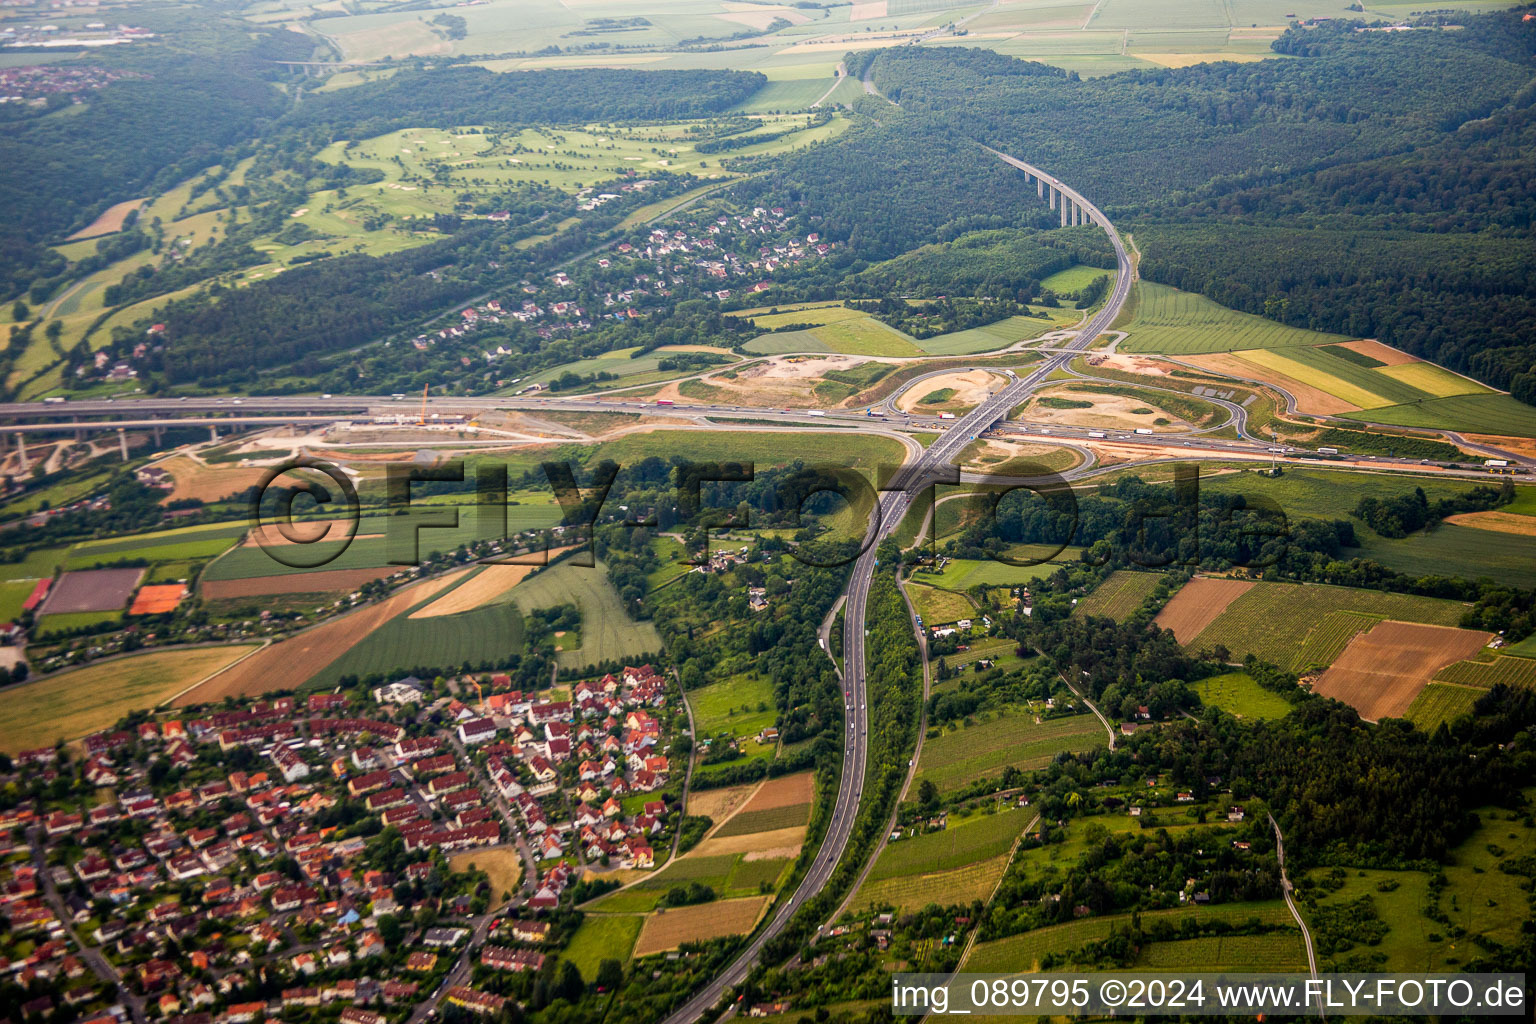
[1134,427,1154,435]
[1486,459,1511,468]
[1088,430,1107,438]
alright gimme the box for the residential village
[0,662,686,1024]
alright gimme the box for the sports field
[913,712,1107,793]
[0,645,260,753]
[1117,281,1350,355]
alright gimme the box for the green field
[1434,654,1536,688]
[521,345,741,390]
[1199,467,1525,523]
[562,914,642,975]
[1404,683,1483,731]
[745,317,923,357]
[713,803,811,838]
[967,901,1302,973]
[688,672,777,760]
[871,809,1031,881]
[916,551,1079,591]
[308,602,526,687]
[1117,280,1350,354]
[0,580,38,622]
[1184,582,1467,671]
[1355,523,1536,590]
[913,712,1107,794]
[912,309,1079,356]
[1192,671,1294,720]
[508,561,661,669]
[855,854,1010,914]
[36,610,124,637]
[907,583,973,625]
[1039,265,1112,295]
[1072,570,1162,620]
[1342,393,1536,439]
[589,853,747,913]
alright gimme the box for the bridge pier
[1037,178,1044,199]
[118,427,129,462]
[209,425,218,442]
[14,432,26,474]
[1048,187,1057,210]
[1060,199,1069,228]
[154,425,164,446]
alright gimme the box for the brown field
[129,584,187,615]
[1154,577,1256,643]
[692,825,806,860]
[449,847,523,906]
[1183,353,1360,416]
[1079,353,1179,378]
[688,782,759,822]
[1462,434,1536,461]
[66,197,146,240]
[1444,510,1536,537]
[1336,339,1417,365]
[175,571,465,703]
[409,546,577,618]
[200,567,398,600]
[1315,620,1493,721]
[631,896,769,956]
[738,771,815,812]
[244,519,374,547]
[157,456,275,504]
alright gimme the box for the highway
[656,147,1134,1024]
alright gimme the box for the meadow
[855,854,1011,914]
[508,561,661,669]
[0,645,259,753]
[1117,280,1349,355]
[305,601,526,687]
[688,672,777,762]
[913,712,1107,794]
[1192,671,1295,720]
[561,914,642,976]
[916,552,1079,591]
[906,583,973,625]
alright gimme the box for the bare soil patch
[1336,339,1417,365]
[631,896,769,957]
[1462,433,1536,461]
[688,782,759,822]
[1183,353,1360,416]
[158,455,274,505]
[1444,510,1536,537]
[1021,386,1192,431]
[66,198,146,240]
[1154,577,1256,644]
[897,370,1005,414]
[1315,621,1492,721]
[175,570,465,703]
[692,825,806,859]
[738,771,815,812]
[200,567,398,600]
[1080,353,1179,377]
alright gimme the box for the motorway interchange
[0,152,1525,1024]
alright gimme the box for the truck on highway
[1134,427,1154,435]
[807,410,826,416]
[1486,459,1511,468]
[937,412,957,420]
[1088,430,1107,438]
[1318,446,1340,455]
[42,397,65,405]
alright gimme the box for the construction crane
[418,383,429,426]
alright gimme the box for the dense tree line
[289,67,766,137]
